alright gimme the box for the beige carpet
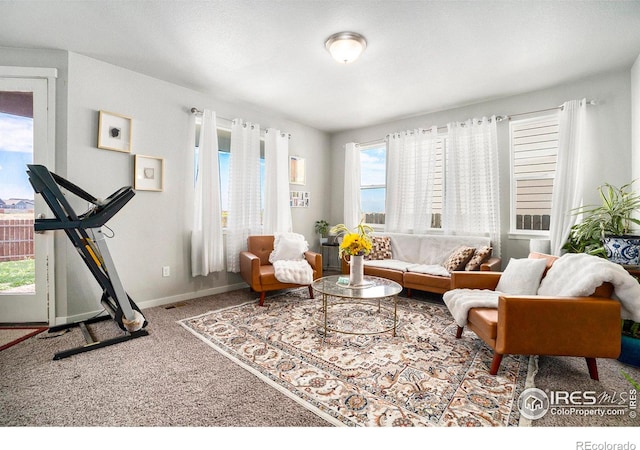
[179,288,531,427]
[0,327,46,351]
[1,286,638,436]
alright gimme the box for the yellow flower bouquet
[330,222,374,258]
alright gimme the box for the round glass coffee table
[311,275,403,338]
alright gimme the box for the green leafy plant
[563,181,640,256]
[622,319,640,339]
[314,219,330,237]
[621,274,640,344]
[621,371,640,390]
[330,222,374,258]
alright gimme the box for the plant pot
[603,235,640,265]
[618,335,640,368]
[319,237,328,245]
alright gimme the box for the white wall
[330,69,633,264]
[62,52,332,321]
[1,48,332,323]
[2,46,634,322]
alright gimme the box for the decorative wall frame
[290,191,309,207]
[98,110,132,152]
[134,155,164,192]
[289,155,305,185]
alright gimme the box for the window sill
[508,232,550,240]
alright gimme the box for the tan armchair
[239,235,322,306]
[448,252,621,380]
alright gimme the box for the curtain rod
[505,99,596,120]
[359,99,597,146]
[190,107,232,123]
[190,107,291,138]
[378,115,508,143]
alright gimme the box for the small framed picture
[290,191,310,207]
[289,155,305,185]
[134,155,164,191]
[98,110,132,153]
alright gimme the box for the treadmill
[27,164,148,360]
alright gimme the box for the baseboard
[53,282,249,327]
[137,282,248,309]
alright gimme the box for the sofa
[340,233,501,295]
[444,252,622,379]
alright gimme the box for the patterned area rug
[179,289,531,427]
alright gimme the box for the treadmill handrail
[80,187,135,228]
[51,171,100,205]
[27,164,135,229]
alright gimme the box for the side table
[321,243,341,271]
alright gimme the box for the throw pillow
[365,236,393,260]
[269,233,309,263]
[495,257,547,295]
[443,246,476,272]
[464,246,493,271]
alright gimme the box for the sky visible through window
[360,145,386,214]
[218,151,265,211]
[0,112,34,200]
[195,137,266,229]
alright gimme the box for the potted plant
[315,219,330,245]
[563,181,640,263]
[564,181,640,368]
[330,222,373,286]
[620,318,640,368]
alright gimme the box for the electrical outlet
[162,266,170,277]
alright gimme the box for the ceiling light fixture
[324,31,367,64]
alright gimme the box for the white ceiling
[2,0,640,133]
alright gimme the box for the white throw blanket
[272,259,313,285]
[443,253,640,327]
[538,253,640,322]
[442,289,501,327]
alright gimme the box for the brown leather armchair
[449,252,621,380]
[239,235,322,306]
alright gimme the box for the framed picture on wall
[290,191,310,207]
[97,110,132,152]
[134,154,164,191]
[289,155,305,185]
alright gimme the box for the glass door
[0,76,52,324]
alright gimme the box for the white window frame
[509,113,559,238]
[359,140,386,229]
[430,135,446,230]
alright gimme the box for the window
[218,128,265,227]
[430,137,445,229]
[509,113,559,234]
[360,143,386,225]
[194,123,264,228]
[360,135,445,229]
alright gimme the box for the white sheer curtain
[263,128,292,234]
[548,99,587,255]
[226,119,262,272]
[190,109,224,276]
[385,127,439,233]
[343,142,361,229]
[443,116,501,256]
